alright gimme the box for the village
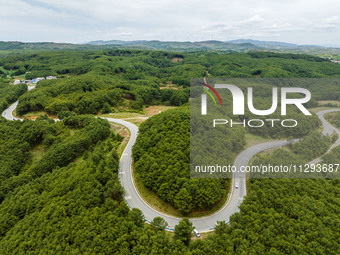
[13,75,57,85]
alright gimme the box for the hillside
[0,49,339,254]
[2,40,340,58]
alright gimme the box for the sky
[0,0,340,46]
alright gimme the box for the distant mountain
[87,40,261,51]
[88,40,149,46]
[86,39,340,58]
[87,39,339,52]
[1,40,340,57]
[226,39,330,49]
[227,39,298,48]
[0,41,114,51]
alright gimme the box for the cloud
[315,16,340,29]
[325,16,340,23]
[239,15,264,24]
[0,0,339,45]
[120,32,132,37]
[316,23,337,29]
[265,23,300,32]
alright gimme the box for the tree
[102,102,111,114]
[150,217,168,231]
[57,110,76,120]
[214,221,228,235]
[129,208,145,228]
[174,188,193,214]
[174,218,194,246]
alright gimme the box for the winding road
[309,109,340,164]
[2,91,339,232]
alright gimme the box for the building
[24,80,33,85]
[46,76,57,80]
[33,77,46,84]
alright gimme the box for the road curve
[2,101,22,121]
[1,86,35,121]
[2,96,339,232]
[309,109,340,164]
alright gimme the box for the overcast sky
[0,0,340,46]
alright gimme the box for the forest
[0,80,26,113]
[249,131,337,178]
[322,112,340,166]
[1,50,340,118]
[0,115,338,254]
[132,106,231,214]
[0,49,339,254]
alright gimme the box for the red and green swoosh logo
[202,83,223,106]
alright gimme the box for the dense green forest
[0,115,338,254]
[1,50,340,117]
[326,111,340,128]
[322,112,340,165]
[250,131,337,178]
[249,111,339,177]
[0,80,26,112]
[252,131,332,166]
[0,49,340,254]
[133,106,232,214]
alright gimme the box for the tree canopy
[0,49,340,254]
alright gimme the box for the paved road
[94,110,340,232]
[2,94,339,232]
[1,101,22,121]
[1,85,35,121]
[309,109,340,164]
[103,119,295,232]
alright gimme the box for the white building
[46,76,57,80]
